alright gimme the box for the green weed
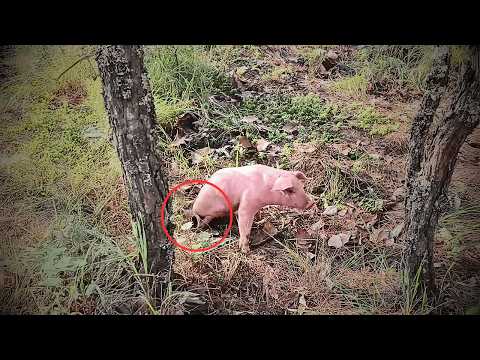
[352,105,399,136]
[144,45,231,103]
[329,74,369,98]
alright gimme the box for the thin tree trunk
[405,46,480,297]
[96,46,174,301]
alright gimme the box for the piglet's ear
[272,175,294,192]
[293,171,307,181]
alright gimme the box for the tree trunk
[96,46,174,300]
[405,46,480,297]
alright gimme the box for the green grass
[0,45,237,314]
[261,65,293,82]
[144,46,232,128]
[144,45,231,101]
[329,46,454,96]
[1,46,119,200]
[0,46,131,314]
[1,213,142,314]
[205,93,346,144]
[320,166,349,207]
[329,74,369,98]
[351,104,399,136]
[331,45,471,97]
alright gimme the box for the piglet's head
[272,171,315,210]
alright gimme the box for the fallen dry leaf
[238,136,254,149]
[240,115,258,124]
[263,221,279,236]
[338,208,348,217]
[328,232,351,249]
[177,112,198,130]
[299,143,317,154]
[385,238,395,247]
[215,145,231,158]
[177,291,205,305]
[256,138,270,152]
[309,219,325,233]
[299,294,307,307]
[172,136,187,147]
[332,143,351,156]
[180,222,193,231]
[390,222,405,239]
[192,147,213,164]
[295,228,310,239]
[362,213,378,229]
[282,123,298,134]
[323,205,338,216]
[236,66,248,76]
[370,228,389,244]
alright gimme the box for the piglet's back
[192,165,274,216]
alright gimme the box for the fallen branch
[56,52,95,81]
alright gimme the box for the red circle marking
[160,180,233,253]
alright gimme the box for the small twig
[56,52,95,81]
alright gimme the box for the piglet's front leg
[237,205,256,254]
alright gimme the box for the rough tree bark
[405,46,480,296]
[96,46,174,300]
